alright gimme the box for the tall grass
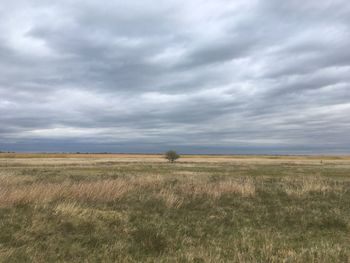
[0,175,256,206]
[0,157,349,262]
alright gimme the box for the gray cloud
[1,0,350,153]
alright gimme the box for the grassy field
[0,154,349,262]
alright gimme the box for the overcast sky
[1,0,350,154]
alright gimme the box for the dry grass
[1,153,350,166]
[155,190,184,208]
[1,157,349,262]
[0,180,130,206]
[281,176,345,197]
[0,173,34,187]
[0,174,256,207]
[1,171,346,207]
[182,178,256,198]
[0,153,162,159]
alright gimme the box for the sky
[1,0,350,154]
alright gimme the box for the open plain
[0,154,349,262]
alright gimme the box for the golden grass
[1,153,350,166]
[1,157,349,262]
[155,190,184,208]
[0,174,256,207]
[1,159,347,208]
[0,153,162,159]
[182,179,256,198]
[0,172,37,186]
[0,180,131,206]
[281,176,345,197]
[1,171,346,207]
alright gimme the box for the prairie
[0,154,349,262]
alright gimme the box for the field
[0,154,350,262]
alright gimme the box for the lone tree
[164,150,180,163]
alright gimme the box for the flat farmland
[0,154,350,262]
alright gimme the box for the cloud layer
[1,0,350,153]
